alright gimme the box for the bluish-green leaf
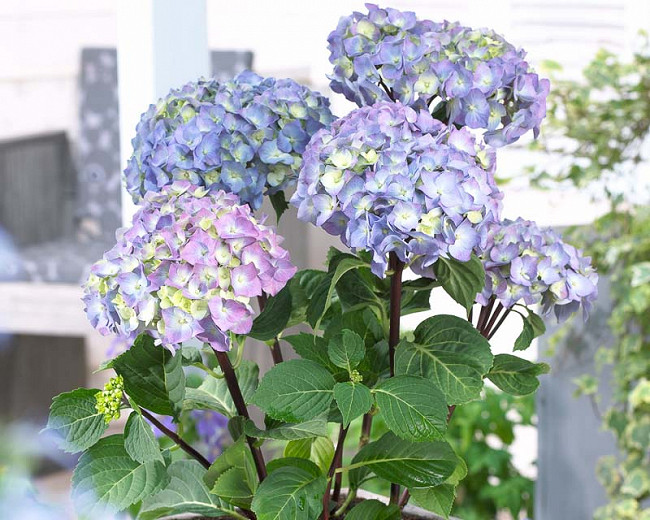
[334,382,373,427]
[124,412,164,464]
[139,460,233,519]
[328,330,365,372]
[374,375,448,441]
[252,360,336,422]
[434,255,485,311]
[251,458,326,520]
[72,435,167,517]
[487,354,550,396]
[112,334,185,417]
[45,388,107,454]
[345,500,401,520]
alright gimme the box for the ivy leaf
[72,435,167,517]
[487,354,550,396]
[45,388,107,453]
[139,460,234,519]
[184,361,258,418]
[350,432,457,488]
[345,500,401,520]
[409,484,456,519]
[251,458,326,520]
[328,330,366,372]
[333,382,373,428]
[514,311,546,351]
[284,437,335,474]
[374,375,448,441]
[307,256,368,329]
[434,255,485,311]
[124,412,164,464]
[252,360,336,422]
[248,284,292,341]
[112,334,185,418]
[269,191,290,222]
[244,417,329,441]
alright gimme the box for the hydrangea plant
[45,6,597,520]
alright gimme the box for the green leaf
[410,484,456,519]
[307,256,368,329]
[334,382,373,427]
[112,334,185,417]
[284,437,335,474]
[124,412,164,464]
[249,284,292,341]
[139,460,233,519]
[244,417,329,440]
[630,261,650,287]
[349,432,457,488]
[487,354,550,396]
[204,438,258,497]
[184,361,258,418]
[434,255,485,311]
[374,375,448,441]
[284,334,345,376]
[514,311,546,351]
[286,270,328,328]
[345,500,401,520]
[269,191,290,222]
[45,388,107,454]
[335,269,383,312]
[252,360,336,422]
[251,458,326,520]
[212,466,255,509]
[413,315,493,374]
[328,330,365,372]
[72,434,167,517]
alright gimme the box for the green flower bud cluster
[95,375,124,424]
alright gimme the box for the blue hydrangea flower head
[291,100,503,277]
[478,218,598,321]
[83,181,296,352]
[327,4,549,146]
[124,71,334,209]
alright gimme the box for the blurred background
[0,1,648,519]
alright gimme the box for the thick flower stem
[358,411,373,448]
[482,302,504,337]
[487,308,511,340]
[388,252,404,505]
[321,425,348,520]
[140,407,211,469]
[257,294,284,365]
[213,349,267,482]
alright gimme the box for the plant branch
[359,411,373,448]
[483,302,504,338]
[321,426,348,520]
[212,349,267,482]
[257,293,284,365]
[487,308,512,340]
[139,407,211,470]
[388,252,404,504]
[398,489,410,508]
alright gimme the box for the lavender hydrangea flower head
[82,182,297,351]
[124,71,334,209]
[477,218,598,321]
[291,101,503,277]
[327,4,549,146]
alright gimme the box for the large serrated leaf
[410,484,456,519]
[252,360,335,422]
[124,412,164,464]
[334,382,373,427]
[374,375,448,441]
[284,437,335,474]
[45,388,107,453]
[183,361,258,418]
[244,417,329,441]
[434,255,485,311]
[487,354,550,396]
[349,432,457,488]
[248,284,292,341]
[72,434,167,517]
[112,334,185,417]
[251,458,326,520]
[139,460,233,519]
[328,330,365,372]
[345,500,401,520]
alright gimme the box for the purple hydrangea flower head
[291,101,503,277]
[82,182,297,351]
[477,218,598,321]
[124,71,334,209]
[327,4,549,146]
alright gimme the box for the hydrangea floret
[327,3,550,146]
[82,181,296,351]
[477,218,599,320]
[291,100,503,277]
[124,71,334,209]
